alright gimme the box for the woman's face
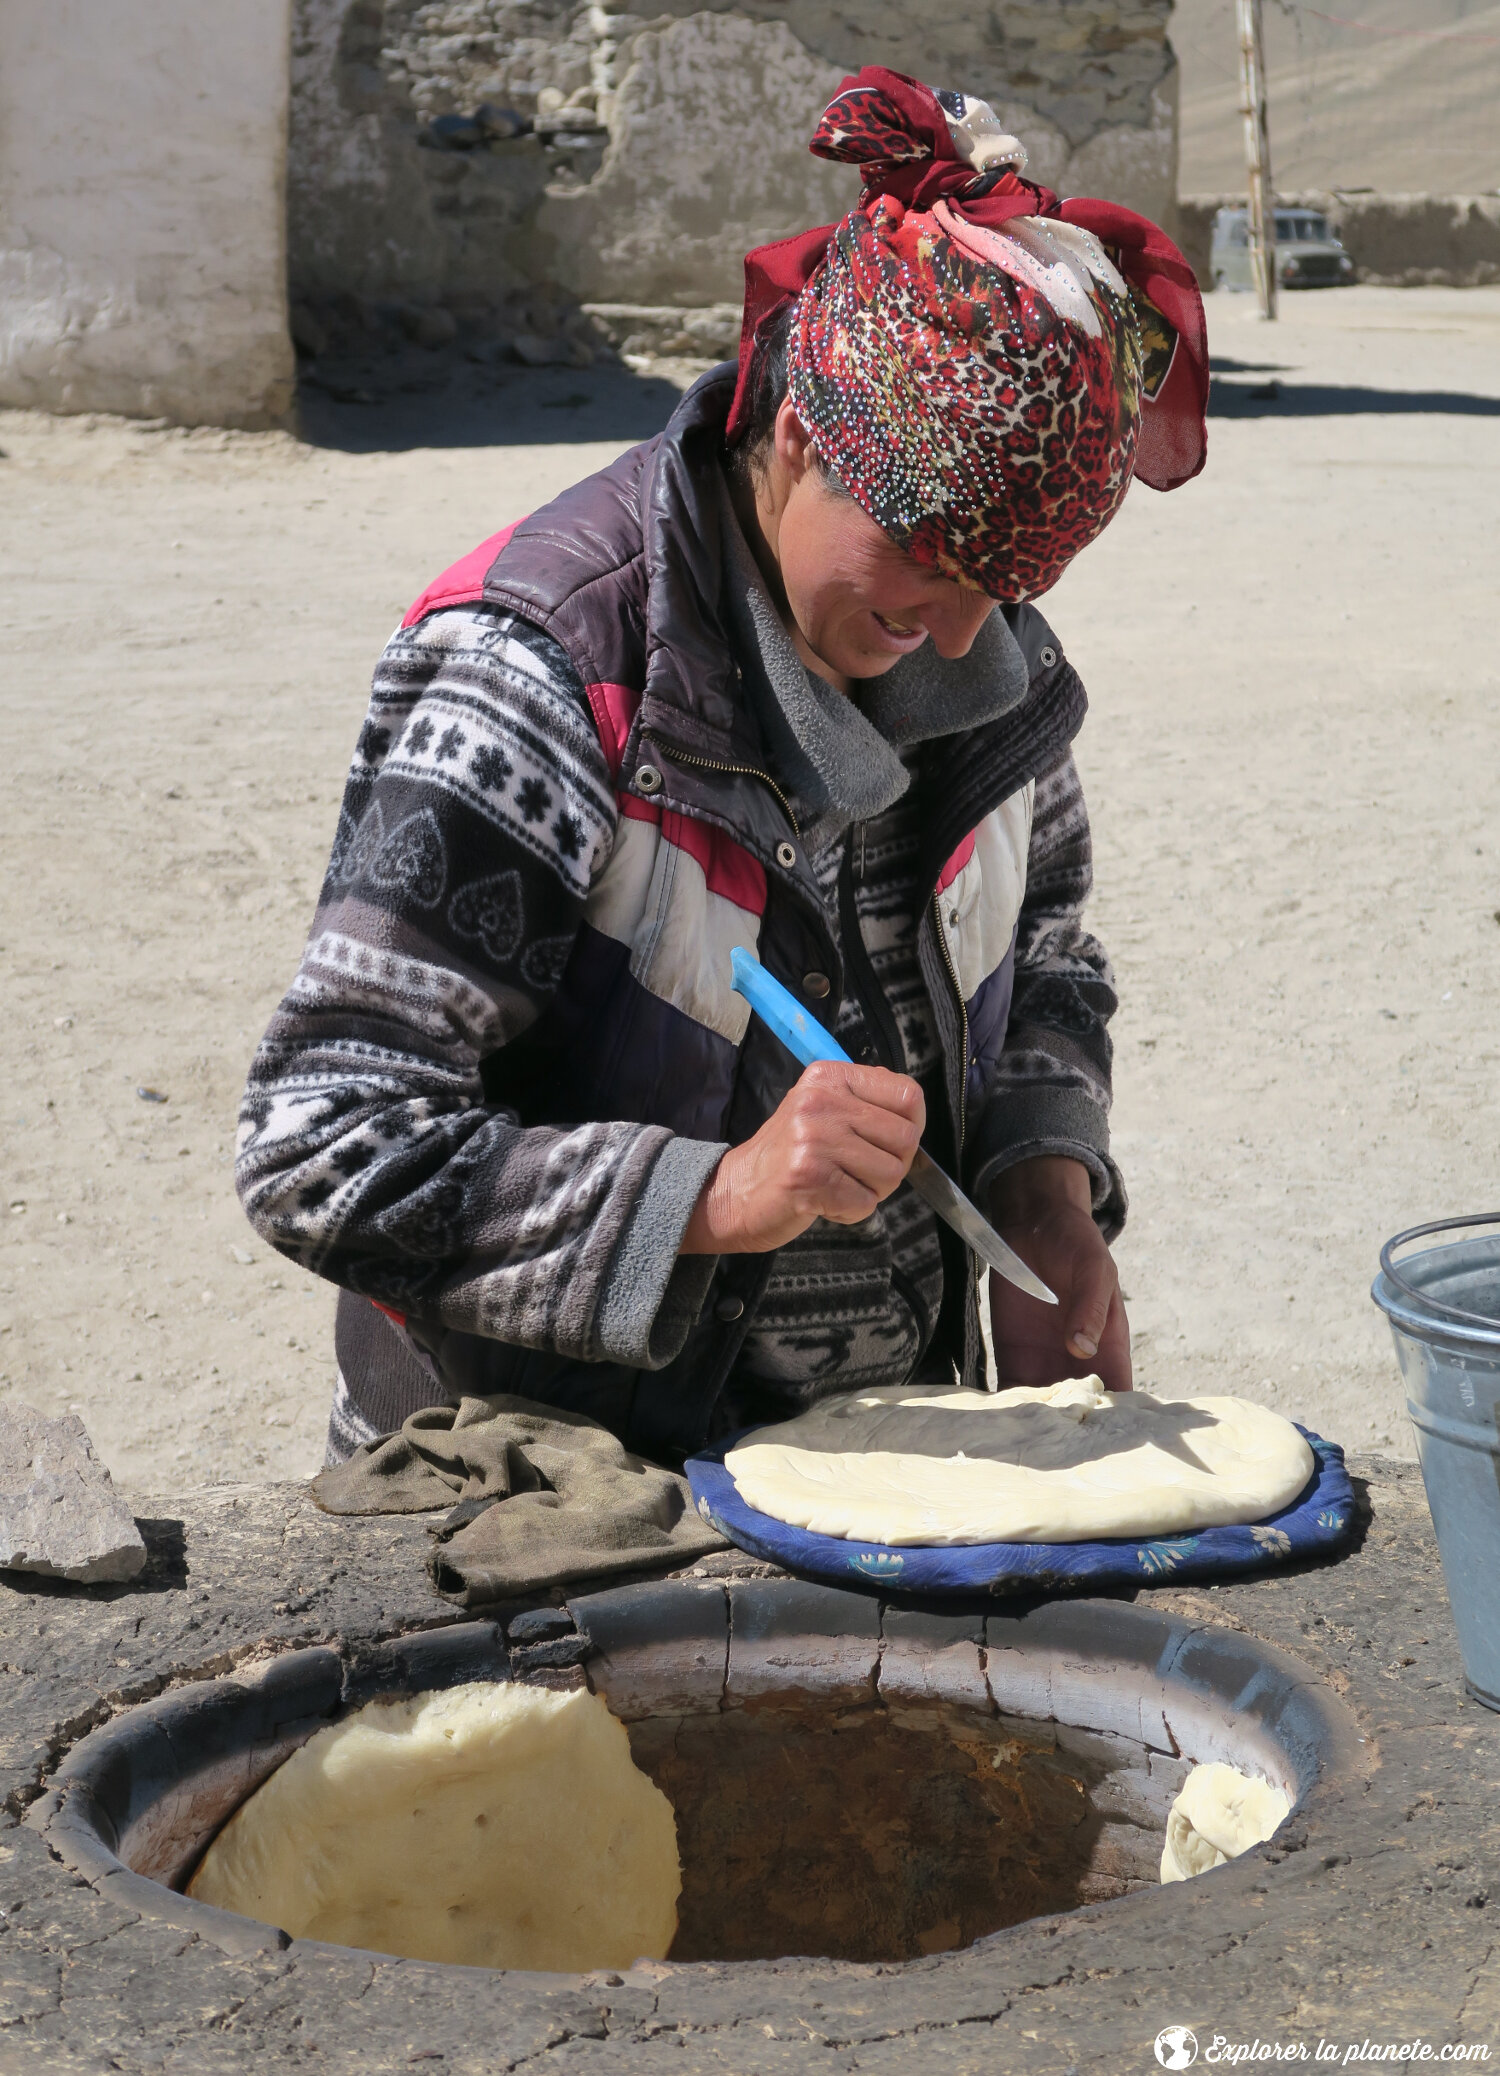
[761,397,996,687]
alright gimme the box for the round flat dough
[188,1680,680,1971]
[724,1378,1314,1545]
[1160,1761,1292,1882]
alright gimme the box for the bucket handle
[1380,1214,1500,1330]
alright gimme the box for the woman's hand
[987,1155,1132,1392]
[681,1060,925,1255]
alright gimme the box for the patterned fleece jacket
[236,424,1121,1448]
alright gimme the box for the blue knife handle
[731,948,850,1068]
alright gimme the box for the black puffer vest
[402,366,1086,1457]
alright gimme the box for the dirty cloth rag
[311,1394,727,1606]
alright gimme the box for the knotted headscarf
[727,69,1208,602]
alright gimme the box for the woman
[236,70,1207,1467]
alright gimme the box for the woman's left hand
[986,1155,1132,1393]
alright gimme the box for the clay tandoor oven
[5,1469,1497,2071]
[46,1582,1350,1965]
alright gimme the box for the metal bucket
[1372,1216,1500,1711]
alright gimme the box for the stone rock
[581,302,741,360]
[506,1606,576,1644]
[475,103,529,142]
[510,332,573,367]
[534,109,605,139]
[0,1404,146,1584]
[395,304,458,350]
[424,114,482,152]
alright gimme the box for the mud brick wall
[1179,191,1500,291]
[287,0,1180,352]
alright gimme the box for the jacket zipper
[933,885,980,1337]
[933,888,969,1154]
[663,746,969,1148]
[889,1260,934,1359]
[837,843,903,1072]
[653,741,802,839]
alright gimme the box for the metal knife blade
[907,1148,1059,1308]
[725,946,1058,1320]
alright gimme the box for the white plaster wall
[0,0,296,427]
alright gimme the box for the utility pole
[1236,0,1277,319]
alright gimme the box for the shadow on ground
[298,350,1500,450]
[0,1518,188,1600]
[1211,355,1292,374]
[297,359,690,452]
[1209,378,1500,417]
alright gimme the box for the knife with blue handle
[730,948,1059,1340]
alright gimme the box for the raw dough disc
[724,1377,1315,1545]
[1160,1761,1292,1882]
[188,1680,680,1971]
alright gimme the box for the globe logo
[1154,2026,1199,2069]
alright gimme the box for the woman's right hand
[680,1060,925,1254]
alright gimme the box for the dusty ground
[1,284,1497,1490]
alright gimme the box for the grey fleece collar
[720,479,909,824]
[861,606,1030,747]
[717,470,1031,827]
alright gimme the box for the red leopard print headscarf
[727,69,1208,603]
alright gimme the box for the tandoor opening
[626,1692,1162,1964]
[172,1679,1170,1970]
[63,1597,1331,1976]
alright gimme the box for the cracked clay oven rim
[29,1579,1363,1971]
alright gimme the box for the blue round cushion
[685,1425,1357,1597]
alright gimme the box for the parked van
[1211,206,1355,290]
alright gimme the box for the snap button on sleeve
[803,971,831,999]
[1039,644,1058,668]
[635,764,663,794]
[714,1294,745,1323]
[775,840,797,869]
